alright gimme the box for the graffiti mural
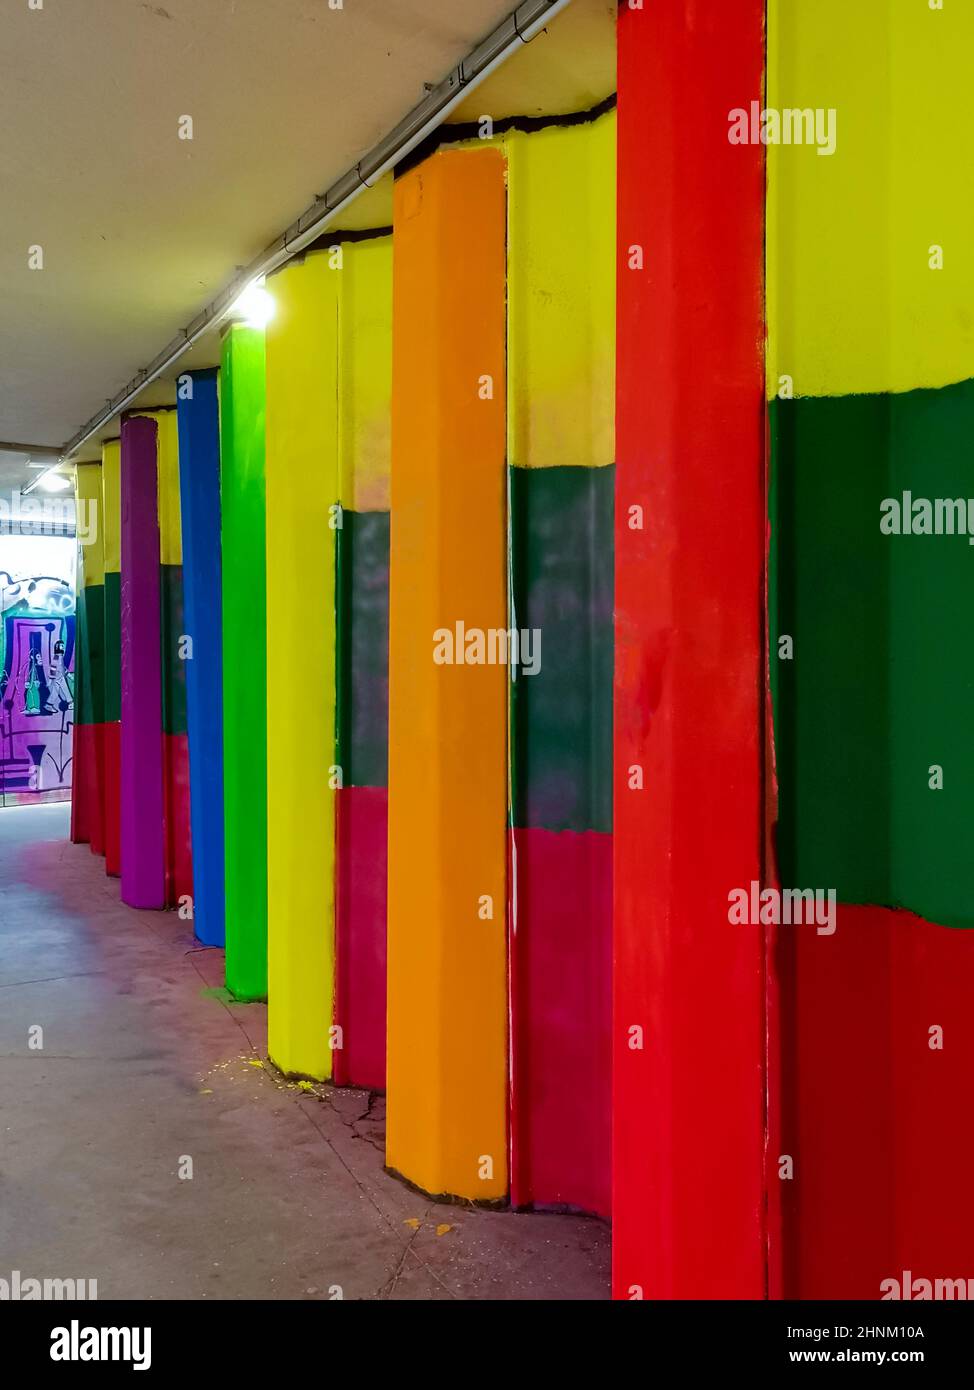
[0,539,76,805]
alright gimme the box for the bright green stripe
[220,325,268,1000]
[771,377,974,927]
[159,564,187,736]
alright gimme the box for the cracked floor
[0,804,610,1300]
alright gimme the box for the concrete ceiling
[0,0,615,491]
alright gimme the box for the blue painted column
[176,369,226,946]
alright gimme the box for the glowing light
[37,471,71,492]
[230,278,275,329]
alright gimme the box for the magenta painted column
[120,415,166,907]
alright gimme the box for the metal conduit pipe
[26,0,572,493]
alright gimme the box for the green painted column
[220,324,268,999]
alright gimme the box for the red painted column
[613,0,767,1299]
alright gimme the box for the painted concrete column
[505,114,616,1218]
[70,461,105,849]
[264,259,337,1078]
[155,410,192,907]
[613,0,767,1298]
[101,440,122,876]
[119,414,166,908]
[220,325,267,1000]
[176,369,225,947]
[386,148,509,1200]
[333,232,393,1091]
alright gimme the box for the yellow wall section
[101,441,121,574]
[155,412,182,563]
[386,148,509,1200]
[131,409,181,559]
[767,0,974,398]
[264,251,339,1080]
[506,112,616,468]
[75,463,104,588]
[338,236,392,509]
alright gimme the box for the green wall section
[159,565,187,736]
[103,572,121,725]
[509,463,614,833]
[74,584,105,728]
[220,325,268,999]
[771,377,974,927]
[335,510,389,789]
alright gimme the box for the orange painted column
[386,148,509,1200]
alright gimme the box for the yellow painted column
[386,148,509,1200]
[264,252,340,1079]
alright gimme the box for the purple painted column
[120,415,165,907]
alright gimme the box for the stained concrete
[0,804,610,1300]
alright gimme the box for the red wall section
[510,827,611,1216]
[779,904,974,1297]
[70,725,94,845]
[613,0,768,1298]
[163,732,193,907]
[890,914,974,1291]
[334,786,387,1092]
[87,724,105,856]
[103,722,121,876]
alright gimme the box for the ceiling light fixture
[229,279,276,330]
[36,471,71,493]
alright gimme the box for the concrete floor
[0,804,609,1300]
